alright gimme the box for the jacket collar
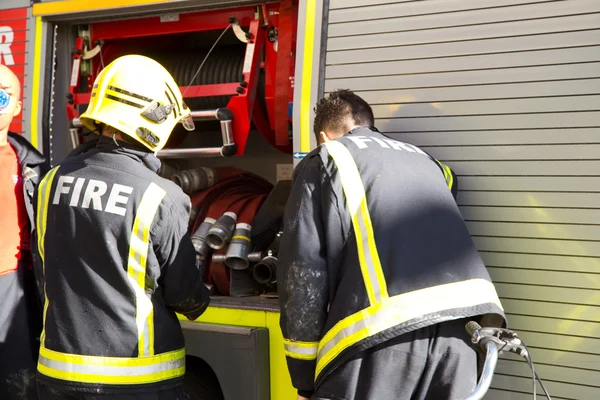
[72,135,161,173]
[346,125,379,136]
[6,131,47,168]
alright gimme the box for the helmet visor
[181,114,195,131]
[180,101,195,131]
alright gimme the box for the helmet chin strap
[112,133,121,147]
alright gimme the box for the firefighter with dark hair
[278,89,506,400]
[32,55,210,399]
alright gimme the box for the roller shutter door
[324,1,600,398]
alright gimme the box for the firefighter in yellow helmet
[32,55,210,399]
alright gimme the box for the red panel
[0,7,29,134]
[0,8,28,20]
[181,83,239,98]
[3,41,26,55]
[227,19,265,156]
[3,19,27,32]
[73,83,240,105]
[73,93,91,104]
[90,5,279,41]
[256,1,296,154]
[70,2,297,156]
[5,63,25,76]
[273,0,293,146]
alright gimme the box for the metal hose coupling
[190,218,216,260]
[206,211,237,250]
[171,167,216,194]
[157,162,178,179]
[253,256,278,284]
[224,223,252,270]
[213,251,262,265]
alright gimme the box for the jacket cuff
[298,389,314,398]
[285,357,317,395]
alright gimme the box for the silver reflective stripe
[317,301,396,364]
[316,279,504,378]
[35,166,61,347]
[324,140,388,305]
[36,166,60,262]
[355,208,384,303]
[38,354,184,377]
[284,343,318,356]
[127,182,166,357]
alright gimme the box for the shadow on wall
[372,98,454,134]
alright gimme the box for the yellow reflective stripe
[35,167,60,347]
[127,182,166,358]
[283,339,319,348]
[436,160,453,190]
[36,167,60,262]
[324,141,388,305]
[40,345,184,366]
[299,0,317,153]
[38,345,185,385]
[444,165,454,189]
[315,278,503,379]
[232,235,251,242]
[283,339,319,361]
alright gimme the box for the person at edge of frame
[32,55,210,400]
[278,89,507,400]
[0,64,49,400]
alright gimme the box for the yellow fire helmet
[79,54,195,152]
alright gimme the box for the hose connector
[253,256,278,284]
[224,223,252,270]
[206,211,237,250]
[171,167,216,194]
[213,251,262,265]
[191,218,215,260]
[157,162,178,180]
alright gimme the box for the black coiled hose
[157,45,246,110]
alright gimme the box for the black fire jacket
[278,126,506,396]
[32,136,210,394]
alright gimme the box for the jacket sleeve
[31,187,45,309]
[438,159,458,200]
[155,196,210,321]
[278,156,330,397]
[421,150,459,200]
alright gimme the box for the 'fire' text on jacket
[52,176,134,216]
[347,135,427,156]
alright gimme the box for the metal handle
[463,341,499,400]
[71,108,237,158]
[157,108,237,158]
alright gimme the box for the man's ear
[319,131,329,143]
[12,99,22,117]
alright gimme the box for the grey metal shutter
[324,1,600,398]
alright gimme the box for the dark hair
[313,89,374,142]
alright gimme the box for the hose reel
[68,4,290,157]
[155,45,246,111]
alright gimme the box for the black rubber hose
[253,256,278,284]
[157,45,246,110]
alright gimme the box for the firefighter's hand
[297,396,310,400]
